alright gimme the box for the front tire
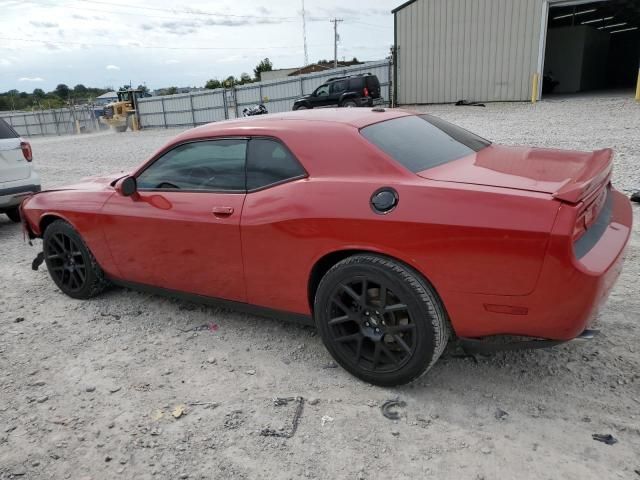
[314,254,449,386]
[43,220,108,299]
[5,207,21,223]
[294,105,308,110]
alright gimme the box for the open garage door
[541,0,640,98]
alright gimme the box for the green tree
[253,58,273,81]
[205,79,222,89]
[166,86,178,95]
[33,88,45,98]
[224,76,236,87]
[239,72,252,85]
[73,84,88,95]
[136,84,149,95]
[55,84,70,99]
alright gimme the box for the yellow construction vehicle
[100,89,145,132]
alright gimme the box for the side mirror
[116,175,138,197]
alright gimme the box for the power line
[0,36,325,51]
[72,0,300,20]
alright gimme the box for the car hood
[417,144,613,202]
[44,173,125,192]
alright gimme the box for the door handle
[212,206,234,216]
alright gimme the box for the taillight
[573,213,587,241]
[363,87,369,97]
[20,141,32,162]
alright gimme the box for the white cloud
[18,77,45,82]
[0,59,11,67]
[165,59,180,65]
[105,64,120,70]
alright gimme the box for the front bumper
[0,171,41,209]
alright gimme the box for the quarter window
[330,80,348,93]
[137,139,247,191]
[246,139,306,190]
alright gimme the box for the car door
[240,137,309,311]
[311,84,331,107]
[0,119,30,184]
[101,138,248,302]
[328,80,348,106]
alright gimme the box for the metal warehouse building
[392,0,640,103]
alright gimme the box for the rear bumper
[0,171,41,209]
[445,188,632,341]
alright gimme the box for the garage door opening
[542,0,640,98]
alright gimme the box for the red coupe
[21,108,632,386]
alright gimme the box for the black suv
[292,74,381,110]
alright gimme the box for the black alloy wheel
[315,254,449,386]
[43,220,108,299]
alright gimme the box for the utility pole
[330,18,343,68]
[302,0,308,66]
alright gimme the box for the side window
[246,138,306,191]
[137,139,247,191]
[330,80,347,94]
[0,119,18,139]
[315,84,330,96]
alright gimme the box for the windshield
[360,114,490,173]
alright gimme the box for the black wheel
[115,125,127,133]
[341,100,357,108]
[294,105,308,110]
[314,254,449,386]
[43,220,108,299]
[5,207,21,223]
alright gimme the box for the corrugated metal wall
[395,0,544,103]
[137,60,391,129]
[0,106,100,137]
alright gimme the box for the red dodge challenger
[21,108,632,386]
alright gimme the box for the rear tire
[294,105,308,110]
[5,207,21,223]
[43,220,108,299]
[314,254,449,386]
[341,100,357,108]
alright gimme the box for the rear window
[348,77,364,90]
[360,114,490,173]
[0,118,19,139]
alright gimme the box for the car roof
[175,108,413,143]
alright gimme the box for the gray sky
[0,0,398,92]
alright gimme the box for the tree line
[0,84,112,111]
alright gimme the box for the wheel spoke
[391,334,412,354]
[386,323,416,334]
[335,333,361,344]
[384,303,408,313]
[379,342,401,364]
[372,342,381,370]
[379,285,387,307]
[75,267,86,282]
[354,337,363,365]
[339,284,361,304]
[361,278,368,303]
[328,315,351,326]
[331,297,353,316]
[52,235,66,253]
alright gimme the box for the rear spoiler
[553,148,613,204]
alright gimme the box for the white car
[0,118,40,222]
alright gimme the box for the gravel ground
[1,93,639,480]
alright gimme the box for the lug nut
[365,322,369,327]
